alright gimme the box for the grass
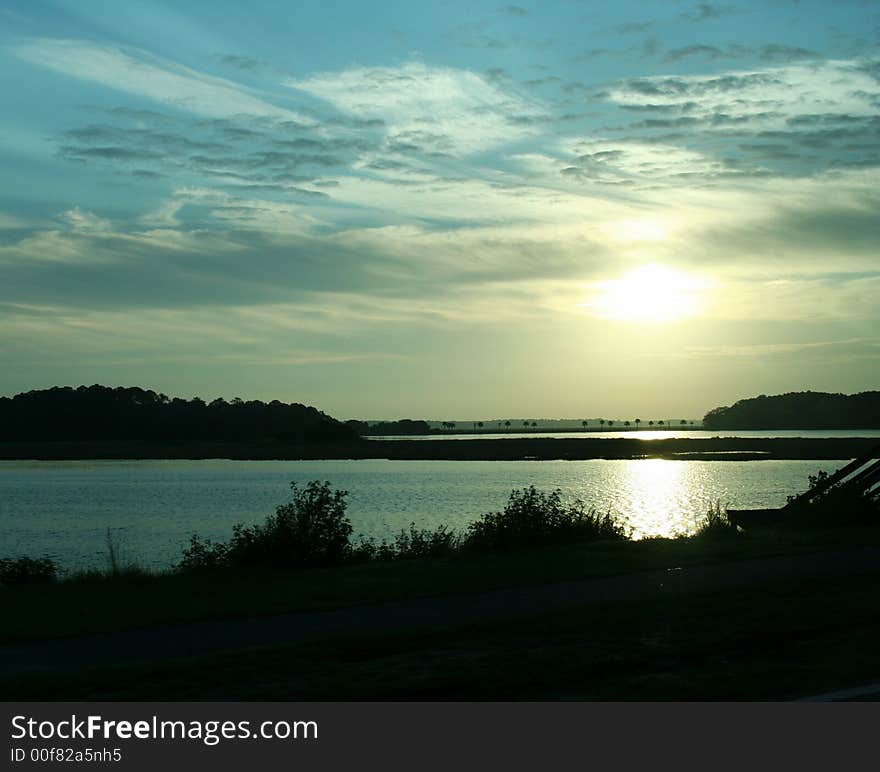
[5,569,880,700]
[4,521,880,644]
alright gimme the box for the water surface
[0,458,842,571]
[374,429,880,441]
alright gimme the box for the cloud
[552,139,739,185]
[608,60,879,129]
[663,43,819,64]
[679,3,737,22]
[52,113,369,192]
[286,62,541,155]
[216,54,269,72]
[12,38,311,122]
[498,5,528,16]
[677,338,880,359]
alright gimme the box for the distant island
[703,391,880,430]
[1,385,878,462]
[345,419,432,436]
[0,385,358,444]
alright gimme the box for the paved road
[3,546,880,679]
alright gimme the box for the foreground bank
[3,534,880,699]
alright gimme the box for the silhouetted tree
[0,385,357,444]
[702,391,880,429]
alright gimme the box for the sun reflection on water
[620,459,694,539]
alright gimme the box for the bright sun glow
[583,264,710,322]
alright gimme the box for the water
[0,458,843,571]
[374,429,880,441]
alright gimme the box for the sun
[583,264,710,323]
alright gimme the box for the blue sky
[1,0,878,419]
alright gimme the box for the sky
[1,0,878,420]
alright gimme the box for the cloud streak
[12,38,312,122]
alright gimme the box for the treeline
[0,385,358,444]
[345,419,431,436]
[702,391,880,429]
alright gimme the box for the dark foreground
[3,536,880,700]
[1,436,878,460]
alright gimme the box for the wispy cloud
[608,59,879,129]
[12,38,311,122]
[286,62,541,155]
[498,5,529,16]
[679,3,737,23]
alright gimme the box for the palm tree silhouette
[581,420,588,429]
[635,418,641,429]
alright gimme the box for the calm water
[375,429,880,441]
[0,458,845,571]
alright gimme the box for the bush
[461,485,628,553]
[180,480,353,570]
[391,523,459,559]
[351,524,460,562]
[782,468,880,527]
[693,501,738,538]
[0,556,58,587]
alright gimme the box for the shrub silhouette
[355,523,460,562]
[0,556,58,586]
[180,481,629,570]
[693,501,738,538]
[462,485,627,553]
[180,481,352,570]
[784,468,880,527]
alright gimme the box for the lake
[0,457,844,571]
[374,429,880,441]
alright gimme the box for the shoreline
[1,437,878,461]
